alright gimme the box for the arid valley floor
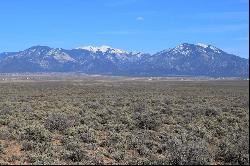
[0,75,249,165]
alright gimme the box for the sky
[0,0,249,58]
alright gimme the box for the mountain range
[0,43,248,78]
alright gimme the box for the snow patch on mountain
[76,45,128,54]
[197,43,222,53]
[47,49,75,62]
[132,52,144,58]
[209,45,222,53]
[39,60,49,68]
[197,43,209,48]
[171,44,192,56]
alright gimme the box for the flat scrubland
[0,75,249,165]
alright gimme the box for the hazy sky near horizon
[0,0,249,58]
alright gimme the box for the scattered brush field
[0,76,249,165]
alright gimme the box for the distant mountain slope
[144,43,249,77]
[0,44,248,77]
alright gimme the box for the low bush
[21,124,51,143]
[0,143,4,154]
[44,112,73,132]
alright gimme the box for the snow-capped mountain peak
[76,45,110,52]
[171,43,192,56]
[76,45,128,54]
[166,43,225,57]
[197,43,209,48]
[208,45,222,53]
[196,43,222,53]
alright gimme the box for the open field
[0,76,249,165]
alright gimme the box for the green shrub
[160,135,211,165]
[26,153,53,164]
[216,136,249,165]
[61,141,88,162]
[133,109,161,130]
[44,112,73,132]
[21,124,51,143]
[62,149,88,162]
[0,143,4,154]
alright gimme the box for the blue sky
[0,0,249,58]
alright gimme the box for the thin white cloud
[136,16,144,21]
